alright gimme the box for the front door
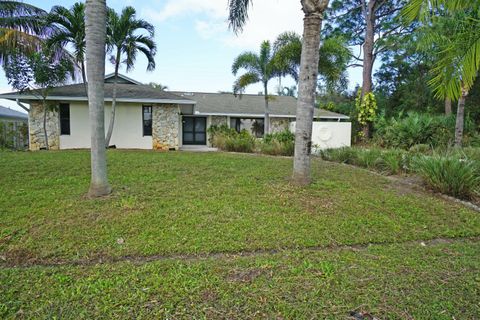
[182,117,207,145]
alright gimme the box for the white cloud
[145,0,304,49]
[144,0,226,22]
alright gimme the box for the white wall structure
[59,102,152,149]
[290,121,351,151]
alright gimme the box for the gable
[104,73,141,85]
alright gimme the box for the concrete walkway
[180,145,218,152]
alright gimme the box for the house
[0,106,28,149]
[0,74,351,151]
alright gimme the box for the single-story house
[0,106,28,149]
[0,74,350,151]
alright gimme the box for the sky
[0,0,364,113]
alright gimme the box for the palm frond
[233,71,260,95]
[231,51,259,75]
[227,0,252,33]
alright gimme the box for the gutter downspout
[16,99,30,113]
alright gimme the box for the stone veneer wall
[270,117,291,134]
[28,101,60,150]
[152,104,180,150]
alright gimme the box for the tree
[273,31,351,94]
[404,0,480,146]
[374,32,441,116]
[4,48,73,150]
[326,0,409,137]
[46,2,87,87]
[228,0,330,184]
[0,1,48,64]
[104,6,156,148]
[148,82,168,91]
[232,40,282,134]
[85,0,111,197]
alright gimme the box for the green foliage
[46,2,86,76]
[4,48,73,98]
[225,130,256,153]
[321,145,480,199]
[355,89,377,125]
[413,154,480,199]
[261,130,295,156]
[107,6,156,72]
[208,125,256,153]
[373,112,477,149]
[321,147,411,176]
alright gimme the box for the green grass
[1,150,479,318]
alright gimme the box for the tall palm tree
[404,0,480,147]
[0,1,48,64]
[46,2,87,86]
[104,6,156,148]
[228,0,330,184]
[232,40,281,134]
[273,31,351,92]
[85,0,110,197]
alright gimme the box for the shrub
[374,112,461,149]
[413,155,480,199]
[261,130,295,156]
[224,130,256,153]
[409,144,432,155]
[354,148,382,169]
[320,147,358,164]
[374,149,410,175]
[208,125,256,152]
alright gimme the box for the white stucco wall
[290,121,351,151]
[59,102,152,149]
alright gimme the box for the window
[230,117,264,137]
[59,103,70,135]
[143,105,152,136]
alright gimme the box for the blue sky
[1,0,364,112]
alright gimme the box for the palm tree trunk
[293,0,328,185]
[454,83,468,147]
[264,82,270,135]
[445,97,452,115]
[42,99,49,150]
[105,50,121,148]
[86,0,111,197]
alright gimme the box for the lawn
[1,150,479,318]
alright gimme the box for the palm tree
[228,0,330,184]
[104,6,156,148]
[232,40,282,134]
[0,1,48,64]
[46,2,87,86]
[404,0,480,147]
[273,31,351,92]
[85,0,110,197]
[149,82,168,91]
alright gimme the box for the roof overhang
[193,111,349,120]
[0,95,196,105]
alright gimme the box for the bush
[413,155,480,199]
[374,149,410,175]
[320,147,358,164]
[321,147,410,175]
[261,130,295,156]
[373,112,468,149]
[225,130,256,153]
[354,148,382,169]
[208,125,256,153]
